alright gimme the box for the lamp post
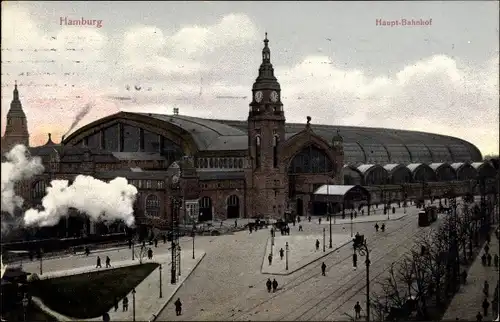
[39,248,43,275]
[132,288,136,322]
[192,226,195,260]
[350,213,354,237]
[329,202,333,249]
[22,295,29,322]
[323,228,326,252]
[285,242,289,271]
[132,240,135,261]
[353,235,371,322]
[177,245,181,276]
[159,264,163,298]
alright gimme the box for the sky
[1,1,499,156]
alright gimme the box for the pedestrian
[461,270,468,284]
[375,223,379,232]
[266,278,272,292]
[286,226,290,235]
[279,248,284,260]
[483,281,489,297]
[315,239,320,251]
[148,248,153,259]
[482,298,489,316]
[354,301,361,319]
[319,217,322,224]
[308,216,311,222]
[298,224,303,231]
[476,311,483,322]
[270,228,275,237]
[381,223,385,232]
[272,278,278,292]
[392,207,395,214]
[321,262,326,276]
[96,256,102,268]
[122,297,128,311]
[175,298,182,316]
[105,256,111,268]
[142,240,146,248]
[297,216,301,223]
[268,253,273,265]
[154,238,158,248]
[353,253,358,268]
[114,297,119,311]
[481,253,487,266]
[249,225,253,234]
[487,253,492,266]
[85,246,90,256]
[235,219,238,228]
[220,221,223,228]
[494,254,499,267]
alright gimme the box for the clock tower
[246,33,286,219]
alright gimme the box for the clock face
[270,91,279,103]
[254,91,263,103]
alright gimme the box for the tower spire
[262,32,271,63]
[13,80,19,101]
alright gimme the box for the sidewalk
[261,234,351,275]
[442,226,499,321]
[33,250,206,322]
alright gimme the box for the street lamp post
[323,228,326,252]
[39,249,43,275]
[177,245,181,276]
[192,227,195,260]
[285,242,289,271]
[132,240,135,261]
[22,295,29,322]
[329,202,333,249]
[159,264,163,298]
[132,288,136,322]
[350,213,354,237]
[353,235,371,322]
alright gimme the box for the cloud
[1,3,498,155]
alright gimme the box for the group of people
[96,256,112,268]
[475,231,498,322]
[374,223,386,232]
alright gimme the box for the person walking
[354,301,362,319]
[148,248,153,260]
[321,262,326,276]
[381,223,385,232]
[266,278,272,292]
[279,248,284,260]
[268,254,273,265]
[482,298,489,317]
[105,256,111,268]
[175,298,182,316]
[96,256,102,268]
[315,239,320,251]
[375,223,379,232]
[114,297,119,311]
[272,279,278,292]
[122,297,128,311]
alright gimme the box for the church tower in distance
[246,33,287,219]
[2,82,30,152]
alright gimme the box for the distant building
[2,35,497,238]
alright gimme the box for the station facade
[2,35,498,237]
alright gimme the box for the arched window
[32,180,48,200]
[255,136,261,168]
[273,136,279,168]
[145,194,160,217]
[288,145,334,174]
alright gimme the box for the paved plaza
[261,234,351,275]
[320,212,407,225]
[157,203,442,321]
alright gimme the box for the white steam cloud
[1,145,44,214]
[23,175,138,227]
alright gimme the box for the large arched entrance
[227,195,240,219]
[199,197,213,222]
[296,198,304,216]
